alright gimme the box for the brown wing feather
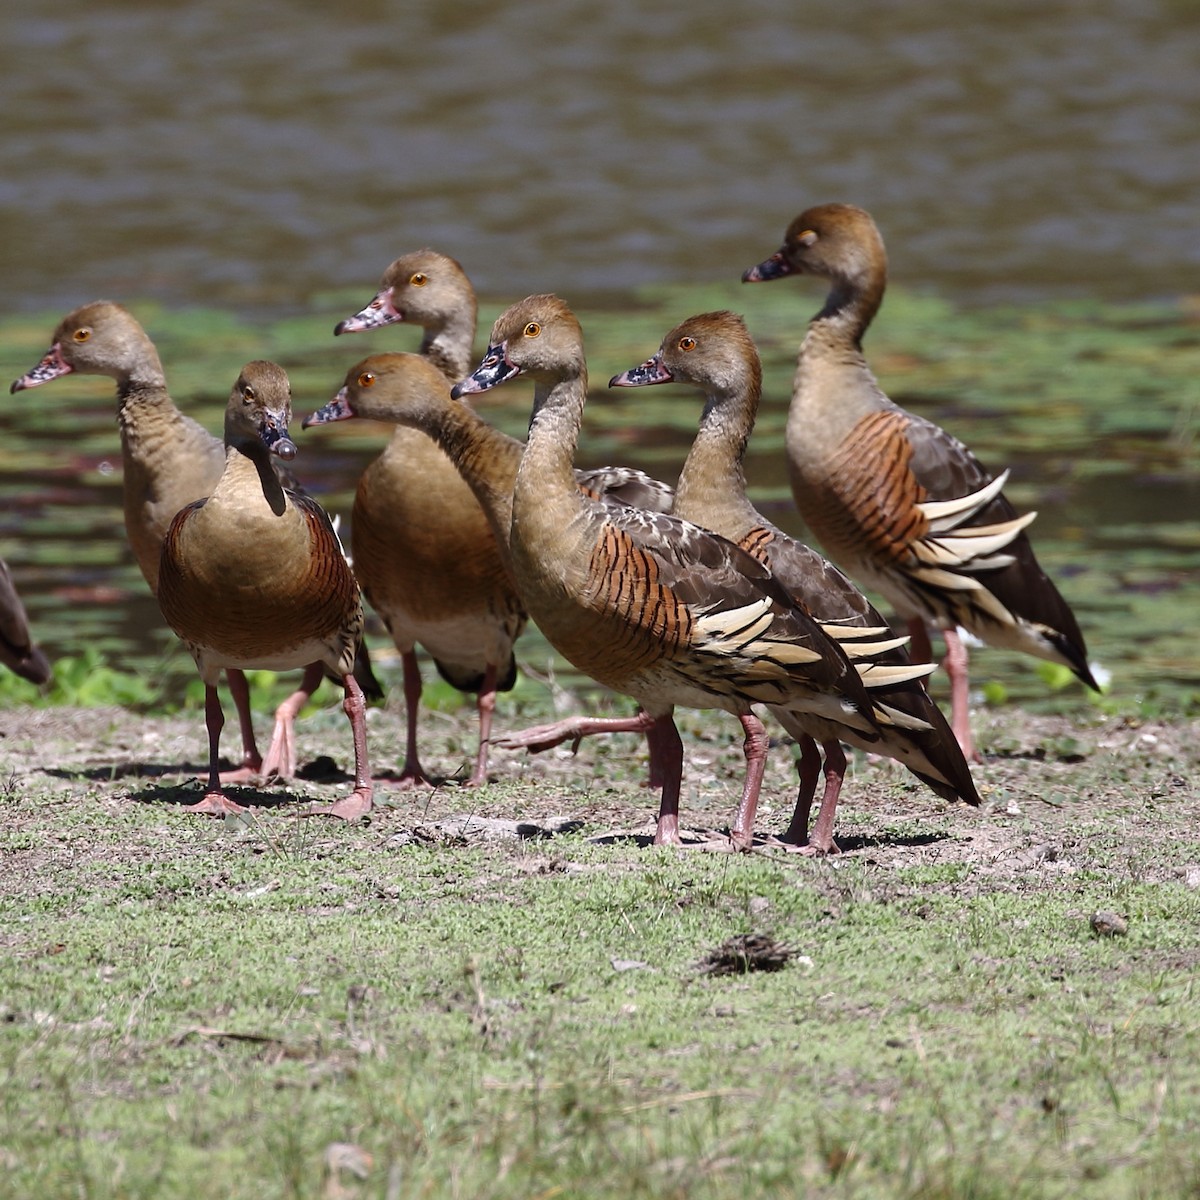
[902,414,1095,684]
[576,504,875,715]
[824,410,930,563]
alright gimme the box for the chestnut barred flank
[610,306,979,852]
[746,203,1096,761]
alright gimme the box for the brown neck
[673,386,759,539]
[420,308,476,382]
[807,264,886,356]
[418,402,525,564]
[221,444,288,516]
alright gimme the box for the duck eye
[242,386,256,402]
[678,336,696,352]
[357,371,376,388]
[73,328,92,343]
[796,229,818,247]
[409,273,427,286]
[523,322,541,338]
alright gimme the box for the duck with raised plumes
[611,309,979,852]
[744,205,1098,760]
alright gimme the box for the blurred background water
[3,0,1197,313]
[1,0,1198,713]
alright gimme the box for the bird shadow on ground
[129,783,305,812]
[581,828,950,854]
[42,760,343,814]
[825,830,949,853]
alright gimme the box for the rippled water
[2,0,1199,714]
[2,0,1197,314]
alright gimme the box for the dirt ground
[2,702,1197,902]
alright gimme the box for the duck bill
[10,344,72,393]
[260,410,298,460]
[609,355,674,389]
[742,250,795,283]
[334,288,404,335]
[452,343,522,398]
[302,390,354,428]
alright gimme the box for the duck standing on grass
[611,310,979,853]
[332,250,525,788]
[744,203,1098,760]
[9,301,381,782]
[449,294,886,850]
[157,362,373,819]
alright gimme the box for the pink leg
[493,709,660,754]
[804,739,847,855]
[218,669,264,783]
[311,675,374,821]
[393,650,432,788]
[464,663,499,788]
[260,662,324,782]
[184,685,247,815]
[941,625,979,763]
[643,708,667,791]
[728,713,770,851]
[493,708,688,844]
[499,706,664,790]
[645,715,684,846]
[780,736,821,844]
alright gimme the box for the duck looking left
[157,361,373,819]
[9,301,379,781]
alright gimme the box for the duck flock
[4,203,1098,850]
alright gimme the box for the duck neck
[419,402,525,560]
[510,369,592,583]
[806,267,885,359]
[674,385,758,536]
[219,443,289,517]
[421,308,476,383]
[516,370,588,506]
[111,331,169,397]
[114,345,172,411]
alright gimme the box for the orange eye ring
[678,336,696,351]
[73,328,92,343]
[357,371,376,388]
[409,273,428,286]
[524,322,541,338]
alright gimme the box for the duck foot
[217,761,263,785]
[301,788,374,821]
[767,835,842,857]
[180,792,248,816]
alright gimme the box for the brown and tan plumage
[329,253,672,786]
[611,310,979,852]
[157,361,372,818]
[9,301,379,781]
[448,294,887,849]
[0,558,51,685]
[332,252,522,786]
[304,353,676,782]
[744,204,1098,760]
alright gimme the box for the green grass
[1,701,1199,1198]
[2,281,1200,1194]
